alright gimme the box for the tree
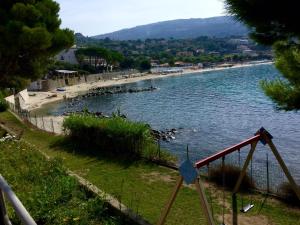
[0,0,74,91]
[120,58,135,69]
[76,47,124,72]
[225,0,300,110]
[107,50,124,69]
[139,59,151,72]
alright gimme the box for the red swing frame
[157,128,300,225]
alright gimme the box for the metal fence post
[0,189,12,225]
[51,119,55,133]
[41,116,45,130]
[35,114,37,127]
[28,111,31,123]
[157,140,161,159]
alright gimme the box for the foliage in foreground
[63,114,156,158]
[225,0,300,110]
[278,182,300,207]
[0,139,122,225]
[0,0,74,90]
[0,92,8,112]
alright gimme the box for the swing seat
[240,203,254,213]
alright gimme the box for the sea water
[45,64,300,186]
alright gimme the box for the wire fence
[6,102,64,135]
[196,146,292,196]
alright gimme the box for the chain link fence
[6,102,64,135]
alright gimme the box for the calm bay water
[45,64,300,184]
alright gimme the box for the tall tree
[76,47,124,71]
[225,0,300,110]
[0,0,74,90]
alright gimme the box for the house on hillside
[176,51,194,57]
[55,46,79,64]
[27,70,81,91]
[174,61,193,67]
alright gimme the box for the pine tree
[225,0,300,110]
[0,0,74,90]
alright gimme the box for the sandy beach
[10,61,273,112]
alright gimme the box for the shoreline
[13,61,273,112]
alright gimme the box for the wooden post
[232,141,258,225]
[194,178,215,225]
[156,176,183,225]
[264,134,300,200]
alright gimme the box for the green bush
[0,92,8,112]
[0,128,7,137]
[209,164,255,191]
[63,114,155,157]
[278,182,300,207]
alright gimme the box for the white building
[55,46,79,64]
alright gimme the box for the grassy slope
[0,134,122,225]
[0,111,299,225]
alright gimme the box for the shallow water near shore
[44,64,300,186]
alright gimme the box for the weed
[209,164,255,191]
[278,182,300,207]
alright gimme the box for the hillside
[93,16,249,40]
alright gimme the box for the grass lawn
[0,130,125,225]
[0,111,299,225]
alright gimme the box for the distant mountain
[93,16,249,40]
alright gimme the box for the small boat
[56,87,66,92]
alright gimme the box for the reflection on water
[43,64,300,183]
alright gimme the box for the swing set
[157,127,300,225]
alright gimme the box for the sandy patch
[141,171,176,183]
[218,214,274,225]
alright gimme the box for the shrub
[278,182,300,206]
[0,92,8,112]
[0,128,7,137]
[209,164,255,191]
[63,114,155,157]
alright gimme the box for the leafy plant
[209,164,255,191]
[0,92,8,112]
[63,114,155,158]
[278,182,300,207]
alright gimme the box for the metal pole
[41,116,45,130]
[0,188,12,225]
[266,153,269,193]
[0,176,36,225]
[35,114,37,127]
[51,119,55,133]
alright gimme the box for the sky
[56,0,226,36]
